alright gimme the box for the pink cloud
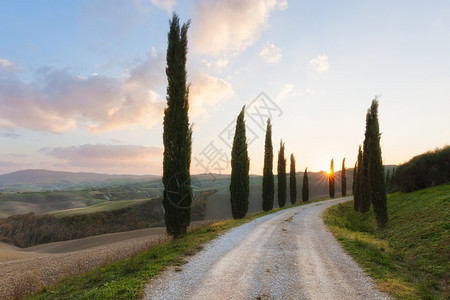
[0,54,165,133]
[192,0,287,56]
[189,73,234,119]
[41,144,163,175]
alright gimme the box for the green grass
[27,199,319,299]
[324,184,450,299]
[0,211,10,218]
[48,198,152,217]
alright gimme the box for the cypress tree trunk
[289,153,297,205]
[341,158,347,197]
[329,158,335,198]
[229,106,250,219]
[360,109,372,214]
[367,99,388,228]
[262,119,274,212]
[302,168,309,202]
[385,169,391,193]
[162,13,192,238]
[277,140,286,207]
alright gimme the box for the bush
[390,146,450,192]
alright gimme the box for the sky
[0,0,449,176]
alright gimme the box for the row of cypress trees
[262,119,309,213]
[353,98,388,228]
[162,13,325,236]
[231,115,311,218]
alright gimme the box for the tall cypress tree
[329,158,335,198]
[360,107,372,214]
[277,140,286,208]
[162,13,192,238]
[341,158,347,197]
[302,167,309,202]
[289,153,297,205]
[352,162,357,195]
[354,146,363,212]
[229,106,250,219]
[366,99,388,227]
[262,119,274,212]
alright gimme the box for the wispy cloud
[0,159,29,174]
[192,0,287,56]
[190,73,234,119]
[41,144,163,175]
[3,132,20,139]
[309,55,329,73]
[277,0,288,10]
[275,83,293,102]
[150,0,175,12]
[202,57,229,73]
[0,54,165,133]
[259,43,282,63]
[9,153,27,158]
[0,58,21,73]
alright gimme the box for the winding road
[144,197,390,300]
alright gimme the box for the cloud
[189,73,234,118]
[277,0,288,10]
[3,132,20,139]
[275,83,293,102]
[41,144,163,174]
[0,54,166,133]
[0,159,29,174]
[309,55,329,73]
[202,57,229,73]
[192,0,287,56]
[0,58,21,75]
[0,58,13,69]
[150,0,175,12]
[9,153,27,158]
[259,43,282,63]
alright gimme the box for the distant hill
[0,169,159,192]
[0,168,358,219]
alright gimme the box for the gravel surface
[144,198,391,300]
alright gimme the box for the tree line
[389,145,450,193]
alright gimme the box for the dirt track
[145,198,390,300]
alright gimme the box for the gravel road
[144,197,390,300]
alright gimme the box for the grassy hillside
[0,179,164,217]
[0,191,101,216]
[324,184,450,299]
[48,199,151,217]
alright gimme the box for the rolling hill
[0,169,159,192]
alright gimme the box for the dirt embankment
[0,226,170,299]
